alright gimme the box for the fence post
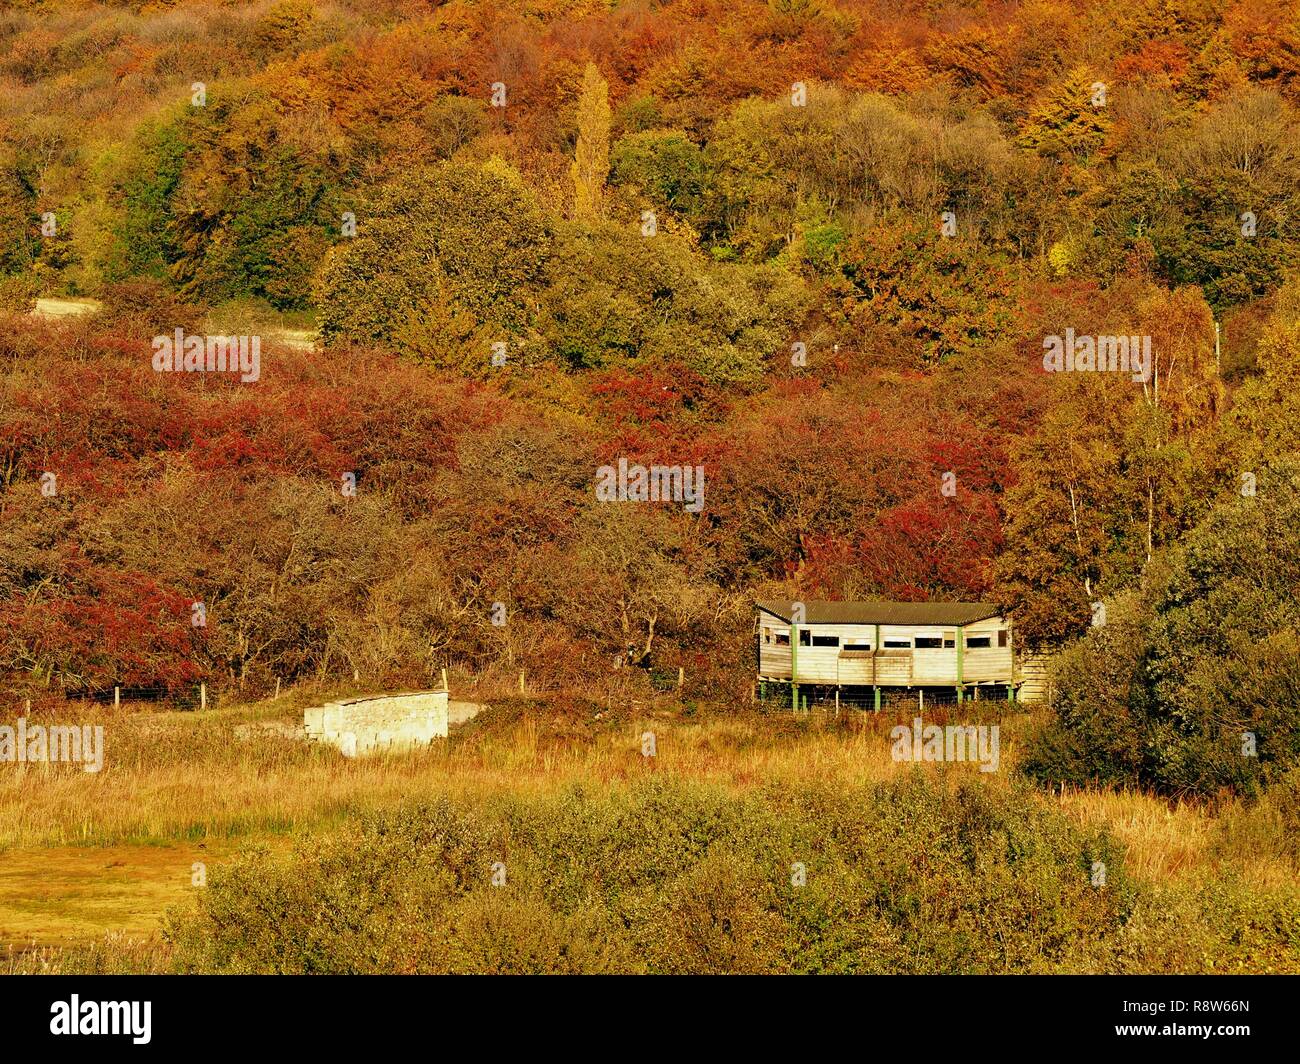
[274,677,281,700]
[441,667,448,692]
[200,682,207,711]
[677,666,684,690]
[519,669,526,695]
[113,686,120,709]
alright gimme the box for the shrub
[94,277,203,339]
[165,776,1138,974]
[0,273,37,314]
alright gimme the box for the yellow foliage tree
[571,63,611,221]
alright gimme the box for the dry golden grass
[1058,786,1300,891]
[2,701,930,849]
[2,695,1294,959]
[1056,787,1212,882]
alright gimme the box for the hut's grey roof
[756,600,1002,626]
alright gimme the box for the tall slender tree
[571,62,611,221]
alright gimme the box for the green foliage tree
[1026,465,1300,795]
[316,160,552,359]
[253,0,316,54]
[610,130,708,225]
[0,162,38,276]
[112,93,342,309]
[114,118,189,281]
[171,92,341,309]
[420,96,488,161]
[537,221,807,388]
[707,88,1026,261]
[0,272,37,313]
[1153,89,1300,309]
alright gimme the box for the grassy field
[3,693,1298,973]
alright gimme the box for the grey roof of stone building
[756,600,1002,626]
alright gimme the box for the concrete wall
[304,691,448,758]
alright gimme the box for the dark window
[914,636,942,649]
[844,640,872,650]
[811,635,839,647]
[775,632,790,646]
[799,629,811,646]
[966,635,992,649]
[883,637,911,648]
[997,630,1008,648]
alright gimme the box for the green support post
[956,624,965,703]
[790,621,798,713]
[873,622,882,712]
[1007,619,1016,704]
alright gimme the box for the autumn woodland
[1,0,1299,981]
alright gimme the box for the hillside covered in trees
[3,0,1300,795]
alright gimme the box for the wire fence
[7,664,708,715]
[11,669,1021,719]
[756,682,1017,713]
[29,683,224,712]
[17,679,297,712]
